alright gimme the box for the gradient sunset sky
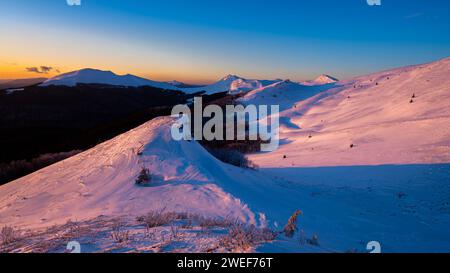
[1,0,449,84]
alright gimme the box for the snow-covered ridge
[41,68,180,90]
[181,74,281,95]
[0,117,259,229]
[249,56,450,167]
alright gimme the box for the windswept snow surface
[40,69,179,90]
[181,74,280,94]
[249,57,450,167]
[0,117,258,229]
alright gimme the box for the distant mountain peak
[314,74,339,84]
[221,74,241,81]
[167,80,184,86]
[40,68,179,90]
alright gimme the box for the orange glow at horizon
[0,62,221,85]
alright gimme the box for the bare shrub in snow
[170,224,180,240]
[111,221,130,243]
[136,210,176,229]
[219,224,277,252]
[135,167,151,186]
[63,220,83,239]
[174,212,191,220]
[208,148,257,169]
[283,210,302,238]
[1,226,19,245]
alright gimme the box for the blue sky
[1,0,449,83]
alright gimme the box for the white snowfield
[247,57,450,167]
[40,68,180,90]
[1,57,450,252]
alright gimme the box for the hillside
[0,84,190,184]
[0,117,259,229]
[248,57,450,167]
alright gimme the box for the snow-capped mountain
[166,80,185,86]
[313,74,339,84]
[40,70,280,95]
[1,57,450,253]
[166,80,188,88]
[301,74,339,86]
[181,74,281,95]
[41,68,179,90]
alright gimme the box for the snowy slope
[2,115,449,253]
[181,74,280,95]
[41,69,179,90]
[0,117,260,229]
[249,57,450,167]
[245,57,450,252]
[1,116,449,253]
